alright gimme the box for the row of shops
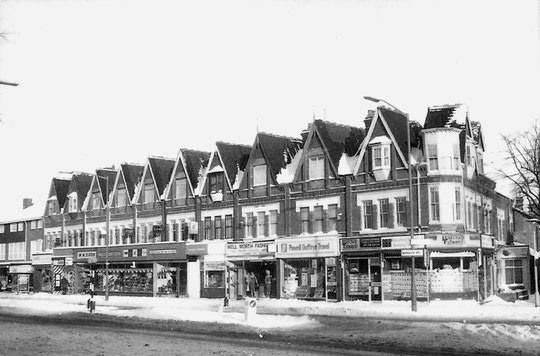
[0,233,532,302]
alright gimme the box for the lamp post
[529,219,540,307]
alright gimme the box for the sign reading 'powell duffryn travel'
[276,236,339,258]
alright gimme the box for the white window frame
[454,187,462,221]
[379,198,389,228]
[175,178,187,200]
[257,211,266,237]
[372,145,390,169]
[8,242,25,260]
[117,188,127,207]
[269,210,278,236]
[18,222,24,232]
[429,186,440,222]
[428,144,438,171]
[92,192,101,210]
[0,244,5,260]
[69,195,78,213]
[253,165,267,187]
[453,144,460,170]
[144,184,155,203]
[10,223,17,232]
[0,225,4,233]
[309,156,325,180]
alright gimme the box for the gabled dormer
[240,132,303,198]
[283,120,364,190]
[353,106,410,182]
[199,142,251,203]
[135,156,175,210]
[64,173,93,217]
[163,149,210,206]
[85,168,117,216]
[44,178,70,220]
[116,163,144,210]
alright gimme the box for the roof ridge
[428,103,463,110]
[314,119,361,130]
[148,155,175,161]
[120,162,145,167]
[257,131,301,141]
[216,141,251,148]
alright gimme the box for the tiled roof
[257,132,303,181]
[378,107,410,160]
[313,120,365,169]
[180,149,211,191]
[121,163,144,200]
[96,169,117,205]
[52,178,70,209]
[71,174,93,210]
[423,104,466,130]
[148,157,175,196]
[216,141,251,186]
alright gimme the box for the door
[369,258,382,301]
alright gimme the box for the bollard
[244,297,257,322]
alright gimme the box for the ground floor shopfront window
[282,258,326,300]
[95,263,153,294]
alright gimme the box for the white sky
[0,0,539,219]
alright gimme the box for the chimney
[300,123,311,143]
[364,109,375,130]
[514,196,524,210]
[23,198,33,209]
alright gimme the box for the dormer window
[370,136,391,181]
[253,164,267,187]
[309,156,324,180]
[174,178,186,200]
[144,184,154,203]
[47,197,58,215]
[68,192,78,213]
[209,173,224,193]
[92,193,101,210]
[117,188,127,207]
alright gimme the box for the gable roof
[256,132,303,184]
[180,148,211,195]
[313,120,365,174]
[50,178,71,209]
[95,168,117,206]
[215,141,251,189]
[147,156,176,198]
[120,163,144,202]
[423,104,468,130]
[66,173,93,211]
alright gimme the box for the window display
[204,261,226,288]
[282,259,325,299]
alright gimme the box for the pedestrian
[60,276,69,295]
[264,270,272,298]
[248,272,258,297]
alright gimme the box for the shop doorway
[346,257,382,301]
[229,260,276,299]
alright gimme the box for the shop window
[309,156,325,180]
[117,188,127,207]
[505,260,523,284]
[269,210,278,236]
[246,212,254,238]
[313,206,323,233]
[225,215,233,239]
[362,201,373,229]
[282,258,326,299]
[300,207,310,234]
[454,188,461,221]
[379,199,389,228]
[204,217,212,240]
[257,212,265,237]
[429,187,440,221]
[214,216,222,239]
[428,144,438,170]
[253,164,267,187]
[327,204,337,232]
[396,197,406,227]
[204,263,225,288]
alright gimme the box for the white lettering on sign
[442,234,464,245]
[149,249,176,255]
[401,249,423,257]
[77,251,97,259]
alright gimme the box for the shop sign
[188,221,198,234]
[9,264,33,274]
[123,248,148,258]
[442,233,464,245]
[381,236,413,250]
[65,257,73,266]
[500,246,529,259]
[32,254,52,265]
[426,233,483,248]
[52,258,65,266]
[186,244,208,256]
[204,261,226,271]
[99,251,123,258]
[77,251,96,259]
[341,237,380,251]
[227,240,274,257]
[401,249,423,257]
[277,236,338,258]
[149,249,176,255]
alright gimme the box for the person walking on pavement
[264,270,272,298]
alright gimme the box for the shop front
[495,245,530,296]
[53,242,187,297]
[186,240,227,299]
[32,252,53,293]
[226,239,276,299]
[9,264,34,293]
[276,235,340,301]
[0,264,9,291]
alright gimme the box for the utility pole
[105,175,110,301]
[530,219,540,307]
[407,113,417,312]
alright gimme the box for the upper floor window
[47,199,58,215]
[396,197,406,227]
[452,144,460,170]
[225,215,233,239]
[379,199,389,228]
[477,151,484,174]
[309,156,325,180]
[246,212,254,238]
[253,165,267,187]
[269,210,278,236]
[144,184,155,203]
[257,212,265,237]
[454,187,461,221]
[117,188,127,207]
[92,192,101,210]
[430,187,440,221]
[313,206,323,233]
[363,201,373,229]
[214,216,222,239]
[0,225,4,234]
[8,242,25,260]
[373,146,390,168]
[466,145,473,166]
[18,222,23,231]
[174,178,187,200]
[68,194,78,213]
[204,217,212,240]
[327,204,337,232]
[37,220,43,229]
[428,144,438,170]
[10,223,17,232]
[0,244,5,260]
[300,207,310,234]
[209,173,224,193]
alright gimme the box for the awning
[430,251,475,258]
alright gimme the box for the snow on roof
[337,153,357,176]
[276,148,303,184]
[369,135,392,145]
[0,200,45,223]
[232,169,244,190]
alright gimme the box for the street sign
[401,249,423,257]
